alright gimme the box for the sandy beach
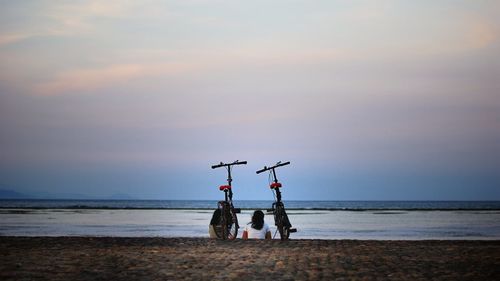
[1,237,499,280]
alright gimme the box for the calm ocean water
[1,200,500,240]
[1,199,500,210]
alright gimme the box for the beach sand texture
[1,237,499,280]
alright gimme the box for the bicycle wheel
[274,203,292,240]
[216,201,239,240]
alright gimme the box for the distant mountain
[32,192,96,200]
[0,189,32,199]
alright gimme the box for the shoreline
[2,208,499,240]
[2,236,499,280]
[2,207,500,211]
[2,235,500,241]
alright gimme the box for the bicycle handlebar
[211,160,248,169]
[256,161,290,174]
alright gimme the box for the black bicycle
[256,161,296,240]
[211,160,247,240]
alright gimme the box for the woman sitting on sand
[242,210,271,239]
[209,209,237,239]
[208,209,221,238]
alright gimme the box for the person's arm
[265,231,271,240]
[242,230,248,240]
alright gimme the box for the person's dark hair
[251,210,265,230]
[210,209,221,225]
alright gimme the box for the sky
[0,1,499,200]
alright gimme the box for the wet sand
[1,237,499,280]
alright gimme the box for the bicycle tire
[274,203,292,240]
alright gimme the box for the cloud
[466,20,498,49]
[35,64,140,95]
[46,1,131,29]
[0,1,132,46]
[34,62,196,96]
[3,1,500,99]
[0,33,35,46]
[30,46,352,96]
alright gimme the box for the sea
[1,200,500,240]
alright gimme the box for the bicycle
[211,160,247,240]
[256,161,297,240]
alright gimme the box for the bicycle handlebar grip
[256,166,267,174]
[212,160,247,169]
[276,161,291,167]
[256,161,290,173]
[211,162,224,169]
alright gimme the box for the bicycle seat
[219,185,231,191]
[270,182,282,189]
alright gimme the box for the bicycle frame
[256,161,296,240]
[211,160,246,239]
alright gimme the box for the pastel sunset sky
[1,1,499,200]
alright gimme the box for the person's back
[208,209,221,238]
[242,210,271,239]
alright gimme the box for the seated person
[242,210,271,239]
[208,209,221,238]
